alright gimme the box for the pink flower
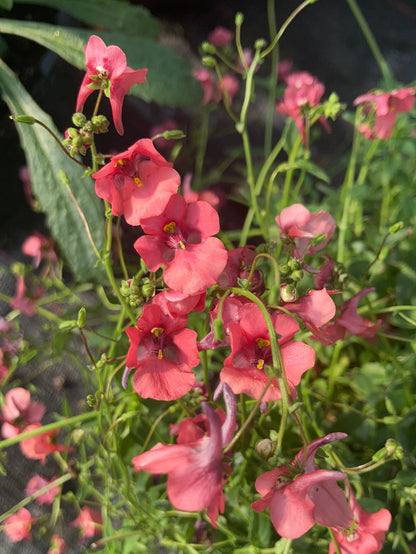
[182,173,224,210]
[92,138,180,226]
[218,73,240,105]
[124,303,200,401]
[132,384,236,527]
[354,87,416,139]
[71,506,102,542]
[276,71,328,142]
[1,387,46,439]
[48,534,67,554]
[25,474,60,505]
[275,203,336,258]
[76,34,147,135]
[208,26,234,48]
[22,232,57,269]
[329,488,391,554]
[19,424,72,464]
[251,433,353,539]
[193,68,219,105]
[10,276,44,316]
[282,288,337,328]
[198,295,248,351]
[3,508,34,542]
[134,194,228,295]
[220,302,315,402]
[306,288,381,345]
[151,289,206,318]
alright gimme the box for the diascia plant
[0,1,415,553]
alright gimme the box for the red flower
[132,384,236,527]
[92,138,180,226]
[275,203,336,258]
[151,289,206,318]
[1,387,46,439]
[71,506,102,542]
[220,302,315,402]
[3,507,34,542]
[198,295,248,351]
[276,71,329,142]
[282,288,337,328]
[19,424,72,464]
[329,487,391,554]
[354,87,416,139]
[251,433,353,539]
[134,194,228,295]
[124,304,200,401]
[76,35,147,135]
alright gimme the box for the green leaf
[0,20,203,107]
[0,58,105,281]
[13,0,159,38]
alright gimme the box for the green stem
[346,0,394,86]
[264,0,279,157]
[281,134,302,209]
[0,411,98,450]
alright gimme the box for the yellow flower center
[151,327,164,338]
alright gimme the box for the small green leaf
[0,58,105,281]
[13,0,159,37]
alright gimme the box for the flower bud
[161,129,186,141]
[280,284,298,303]
[202,56,216,68]
[72,112,87,127]
[201,41,216,54]
[10,114,36,124]
[255,438,276,460]
[77,306,86,328]
[91,115,110,134]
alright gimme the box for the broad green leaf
[0,20,203,107]
[13,0,159,38]
[0,58,105,281]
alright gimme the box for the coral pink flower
[306,288,381,345]
[252,433,353,539]
[92,138,180,226]
[22,232,57,270]
[283,288,337,328]
[329,488,391,554]
[3,508,34,542]
[19,424,72,464]
[48,534,67,554]
[193,68,219,105]
[208,26,234,48]
[218,73,240,105]
[76,34,147,135]
[275,203,336,258]
[1,387,46,439]
[182,173,224,210]
[124,304,200,401]
[71,506,103,542]
[25,474,60,505]
[198,295,248,351]
[354,87,416,139]
[220,302,315,402]
[134,194,228,295]
[10,276,44,316]
[276,71,328,142]
[132,384,236,527]
[151,289,206,318]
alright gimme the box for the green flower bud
[389,221,403,234]
[213,318,224,341]
[235,12,244,26]
[291,269,303,282]
[202,56,216,68]
[72,112,87,127]
[10,114,36,124]
[77,306,86,328]
[161,129,186,140]
[91,115,110,134]
[201,41,216,54]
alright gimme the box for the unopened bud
[255,438,276,460]
[235,12,244,26]
[161,129,186,141]
[77,306,86,328]
[291,269,303,282]
[10,114,36,124]
[91,115,110,134]
[201,41,216,54]
[72,112,87,127]
[389,221,403,234]
[254,38,267,50]
[202,56,216,68]
[280,284,297,303]
[213,318,224,341]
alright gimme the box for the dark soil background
[0,1,415,552]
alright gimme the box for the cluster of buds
[120,278,144,308]
[62,113,109,157]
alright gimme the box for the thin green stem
[346,0,394,86]
[264,0,279,157]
